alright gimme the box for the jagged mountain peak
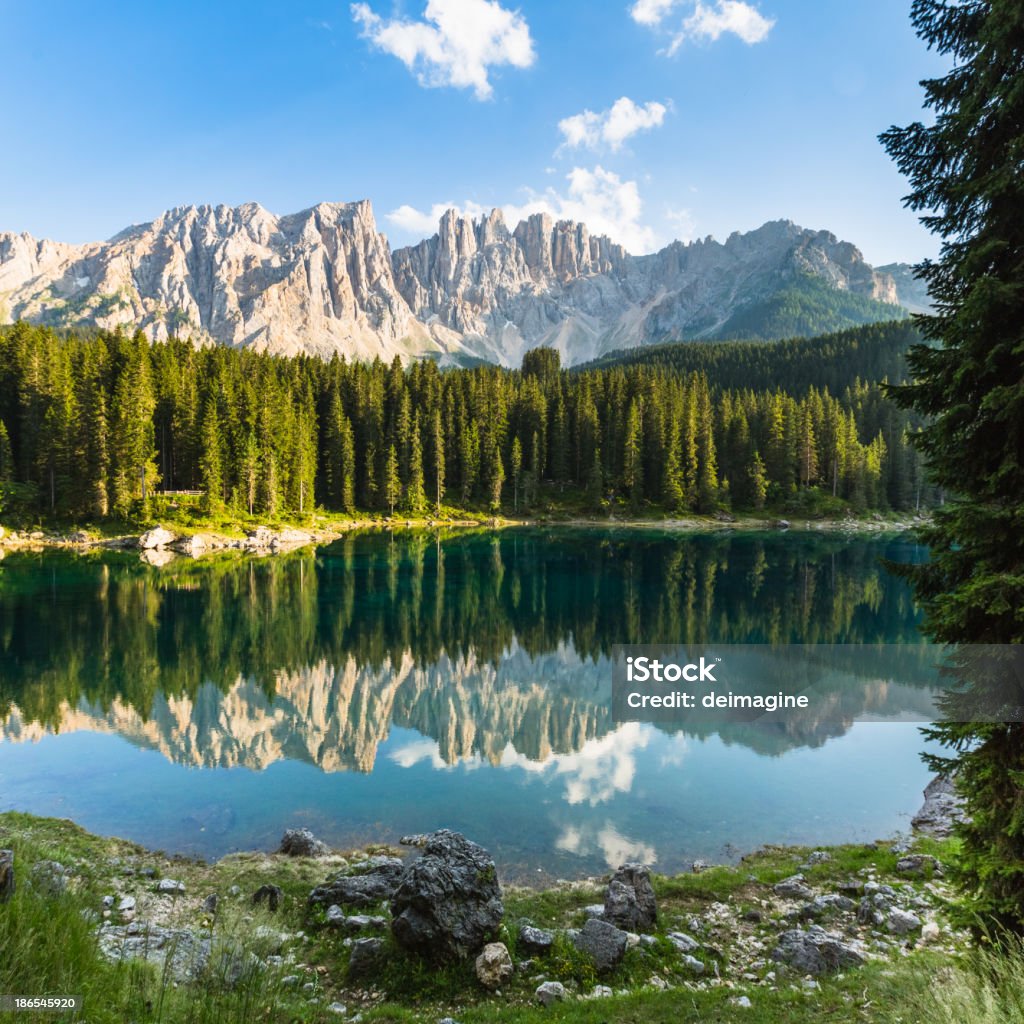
[0,199,923,366]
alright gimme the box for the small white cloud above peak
[351,0,535,101]
[558,97,669,153]
[632,0,774,53]
[386,165,660,255]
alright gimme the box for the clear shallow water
[0,528,937,880]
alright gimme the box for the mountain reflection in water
[0,528,938,876]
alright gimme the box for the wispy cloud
[386,165,660,254]
[558,97,669,153]
[630,0,774,53]
[351,0,535,100]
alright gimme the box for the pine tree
[749,451,769,511]
[510,436,523,513]
[881,0,1024,934]
[198,400,224,513]
[0,419,12,482]
[431,408,445,514]
[384,444,400,516]
[404,417,426,513]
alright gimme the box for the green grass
[0,813,971,1024]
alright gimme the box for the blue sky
[0,1,948,264]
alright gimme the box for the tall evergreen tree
[881,0,1024,933]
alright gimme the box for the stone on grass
[279,828,329,858]
[572,918,628,973]
[348,937,385,975]
[156,878,185,896]
[390,830,503,962]
[667,931,700,954]
[474,942,514,989]
[773,874,813,900]
[895,854,942,878]
[603,863,657,932]
[202,893,218,914]
[31,860,68,894]
[771,926,865,975]
[887,909,922,935]
[0,850,14,902]
[517,924,554,955]
[310,858,405,910]
[252,884,283,911]
[535,980,566,1006]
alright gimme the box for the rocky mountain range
[0,200,926,366]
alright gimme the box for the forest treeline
[0,320,934,521]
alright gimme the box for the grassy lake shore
[0,811,987,1024]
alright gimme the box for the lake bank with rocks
[0,511,930,566]
[0,778,967,1024]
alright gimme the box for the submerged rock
[603,863,657,932]
[390,829,503,962]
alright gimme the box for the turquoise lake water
[0,528,938,880]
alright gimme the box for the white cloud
[665,204,696,242]
[632,1,774,53]
[629,0,681,26]
[351,0,535,100]
[386,165,660,254]
[387,200,487,236]
[672,0,774,50]
[558,97,668,153]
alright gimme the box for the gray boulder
[31,860,69,895]
[156,878,185,896]
[535,980,566,1006]
[518,924,555,955]
[888,909,922,935]
[310,858,405,910]
[348,937,385,976]
[252,884,283,911]
[390,830,503,962]
[667,931,700,954]
[603,863,657,932]
[895,854,942,877]
[771,926,865,975]
[0,850,13,902]
[572,918,629,973]
[912,775,966,837]
[773,874,813,900]
[279,828,329,858]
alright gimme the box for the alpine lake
[0,527,942,883]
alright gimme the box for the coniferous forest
[0,318,933,523]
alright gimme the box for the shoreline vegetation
[0,793,979,1024]
[0,510,930,560]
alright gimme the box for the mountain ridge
[0,199,926,366]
